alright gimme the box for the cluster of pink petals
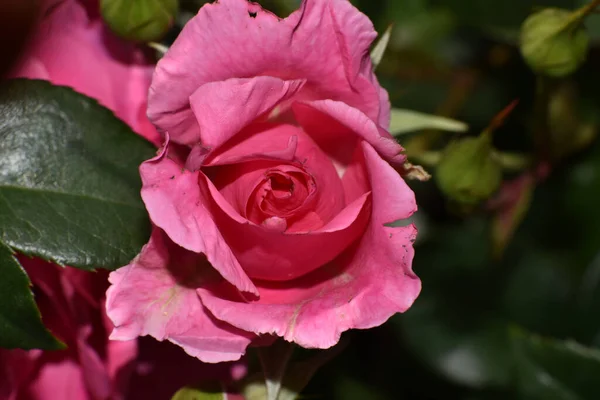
[106,0,421,363]
[0,259,136,400]
[0,260,243,400]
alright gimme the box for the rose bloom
[106,0,421,362]
[1,0,240,398]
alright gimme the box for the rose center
[246,166,316,230]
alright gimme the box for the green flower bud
[100,0,178,43]
[520,8,589,77]
[436,133,502,207]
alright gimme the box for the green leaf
[171,381,228,400]
[0,79,155,270]
[0,240,63,350]
[370,25,392,69]
[389,108,468,136]
[511,327,600,399]
[257,340,295,400]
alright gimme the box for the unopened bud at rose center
[250,167,318,228]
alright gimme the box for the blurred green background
[180,1,600,399]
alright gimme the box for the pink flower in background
[0,0,150,398]
[9,0,160,145]
[106,0,421,363]
[0,260,136,400]
[0,261,244,400]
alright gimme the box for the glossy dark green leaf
[0,240,63,349]
[0,79,155,270]
[511,328,600,400]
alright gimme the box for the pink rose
[106,0,421,362]
[9,0,160,145]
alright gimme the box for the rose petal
[148,0,387,140]
[340,144,370,205]
[26,359,89,400]
[105,335,137,400]
[76,326,112,400]
[106,229,254,363]
[140,143,258,295]
[0,349,37,400]
[377,83,392,130]
[197,143,420,348]
[293,100,406,169]
[195,123,299,168]
[359,142,416,224]
[179,76,304,147]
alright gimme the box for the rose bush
[106,0,421,362]
[1,1,170,398]
[0,0,154,398]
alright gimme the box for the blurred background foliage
[180,0,600,398]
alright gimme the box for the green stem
[575,0,600,20]
[257,340,295,400]
[559,0,600,33]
